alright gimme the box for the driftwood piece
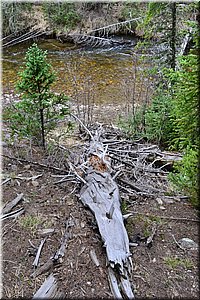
[2,193,24,214]
[80,138,134,299]
[32,273,64,299]
[90,249,100,267]
[32,237,47,268]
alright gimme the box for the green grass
[163,256,193,270]
[19,215,41,231]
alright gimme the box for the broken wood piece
[108,266,124,299]
[129,242,139,247]
[32,237,47,268]
[32,273,64,299]
[37,228,55,236]
[90,249,100,267]
[31,259,54,278]
[2,178,11,185]
[52,218,73,261]
[1,207,24,220]
[15,174,43,181]
[2,193,24,214]
[32,218,74,278]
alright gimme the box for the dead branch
[89,17,143,35]
[2,193,23,214]
[2,178,11,185]
[171,233,186,252]
[31,259,54,278]
[70,113,94,141]
[31,217,74,278]
[52,217,74,262]
[32,237,47,268]
[1,207,24,221]
[2,154,67,174]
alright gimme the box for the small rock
[81,221,85,228]
[11,164,17,171]
[159,206,166,210]
[24,165,31,170]
[32,180,39,187]
[152,258,156,263]
[156,197,163,205]
[178,238,198,250]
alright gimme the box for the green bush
[42,3,80,30]
[118,90,172,146]
[145,92,172,145]
[168,146,198,207]
[165,54,198,150]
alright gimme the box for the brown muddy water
[2,39,153,122]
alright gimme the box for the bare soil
[2,131,199,299]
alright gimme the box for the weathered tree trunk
[80,138,134,299]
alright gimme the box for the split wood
[32,273,64,299]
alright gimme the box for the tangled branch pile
[61,123,182,202]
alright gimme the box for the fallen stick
[1,178,11,185]
[52,218,74,261]
[171,233,186,252]
[32,237,47,268]
[2,193,24,214]
[70,113,94,141]
[2,154,67,174]
[1,207,24,220]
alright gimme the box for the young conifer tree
[14,43,69,148]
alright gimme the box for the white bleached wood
[80,138,134,299]
[32,273,63,298]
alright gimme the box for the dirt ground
[1,128,199,299]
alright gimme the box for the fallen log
[80,137,134,299]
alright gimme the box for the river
[2,38,153,123]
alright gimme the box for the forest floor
[1,117,199,299]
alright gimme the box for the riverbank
[2,2,144,49]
